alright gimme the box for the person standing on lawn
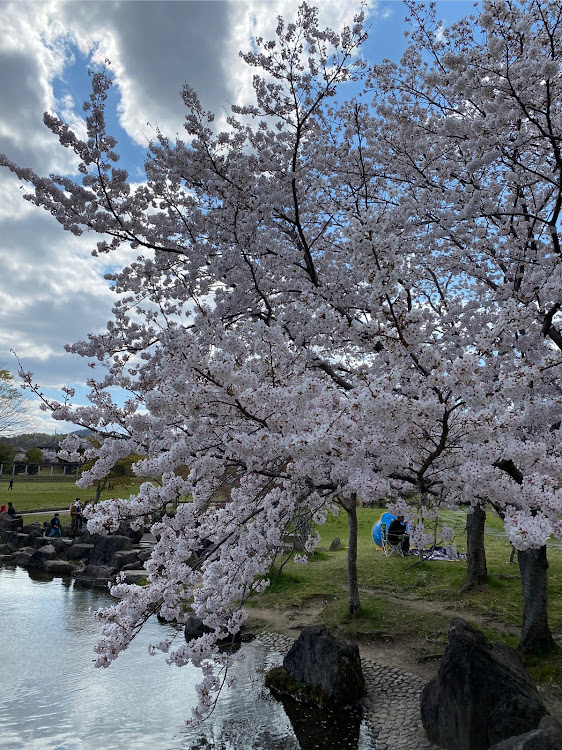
[70,498,82,537]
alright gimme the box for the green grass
[1,475,148,513]
[248,505,562,682]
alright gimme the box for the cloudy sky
[0,0,477,433]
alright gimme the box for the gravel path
[257,632,440,750]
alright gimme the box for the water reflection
[280,697,365,750]
[0,565,370,750]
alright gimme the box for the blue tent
[371,512,396,548]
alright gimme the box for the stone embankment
[0,514,152,587]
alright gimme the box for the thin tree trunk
[517,546,556,655]
[465,504,488,587]
[342,494,361,618]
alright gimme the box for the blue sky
[0,0,478,433]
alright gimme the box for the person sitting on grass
[387,515,410,554]
[7,502,19,517]
[47,513,62,538]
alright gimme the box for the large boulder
[121,569,148,584]
[21,523,43,536]
[11,533,34,547]
[87,535,133,566]
[43,560,75,576]
[116,520,146,545]
[27,544,57,570]
[488,729,559,750]
[33,537,54,549]
[74,564,116,588]
[183,614,252,644]
[0,514,23,533]
[3,530,27,546]
[13,550,33,566]
[51,538,73,554]
[539,717,562,749]
[66,543,94,560]
[137,548,152,563]
[421,618,547,750]
[113,550,140,569]
[184,615,213,641]
[266,625,365,709]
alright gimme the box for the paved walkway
[258,632,439,750]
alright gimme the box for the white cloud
[224,1,375,123]
[0,0,380,435]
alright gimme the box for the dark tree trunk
[341,494,361,619]
[465,504,488,587]
[517,546,556,655]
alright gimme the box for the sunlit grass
[248,505,562,684]
[3,475,148,513]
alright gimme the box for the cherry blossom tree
[367,0,562,652]
[2,0,562,719]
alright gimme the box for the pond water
[0,566,370,750]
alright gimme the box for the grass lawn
[2,475,148,513]
[249,505,562,686]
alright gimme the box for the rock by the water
[113,550,140,569]
[43,560,75,576]
[329,538,343,551]
[184,615,213,641]
[116,520,146,544]
[34,537,55,549]
[266,625,365,709]
[67,543,94,560]
[488,729,558,750]
[0,514,23,532]
[21,524,43,535]
[13,551,33,566]
[28,544,57,569]
[88,535,132,566]
[421,618,547,750]
[183,614,251,644]
[540,717,562,749]
[51,538,73,554]
[121,569,147,584]
[0,543,14,555]
[74,564,117,588]
[11,533,34,547]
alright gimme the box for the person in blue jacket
[48,513,62,538]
